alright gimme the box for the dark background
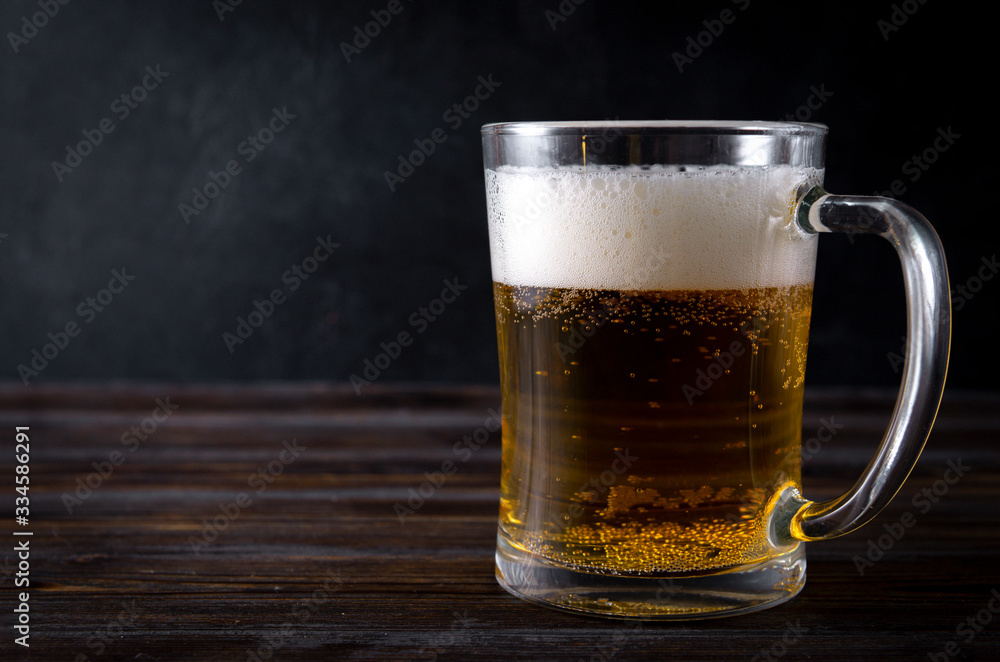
[1,0,994,390]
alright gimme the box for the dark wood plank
[1,385,998,660]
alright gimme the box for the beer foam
[486,165,821,290]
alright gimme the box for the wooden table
[1,384,997,660]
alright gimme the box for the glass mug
[480,121,950,619]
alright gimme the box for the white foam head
[486,165,821,290]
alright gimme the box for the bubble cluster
[486,164,822,291]
[521,496,779,575]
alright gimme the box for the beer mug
[480,121,949,619]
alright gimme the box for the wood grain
[1,384,997,660]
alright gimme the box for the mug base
[495,534,806,620]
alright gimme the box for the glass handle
[773,187,951,543]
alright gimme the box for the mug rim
[481,120,828,137]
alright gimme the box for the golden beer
[495,282,813,575]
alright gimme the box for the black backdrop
[1,0,995,390]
